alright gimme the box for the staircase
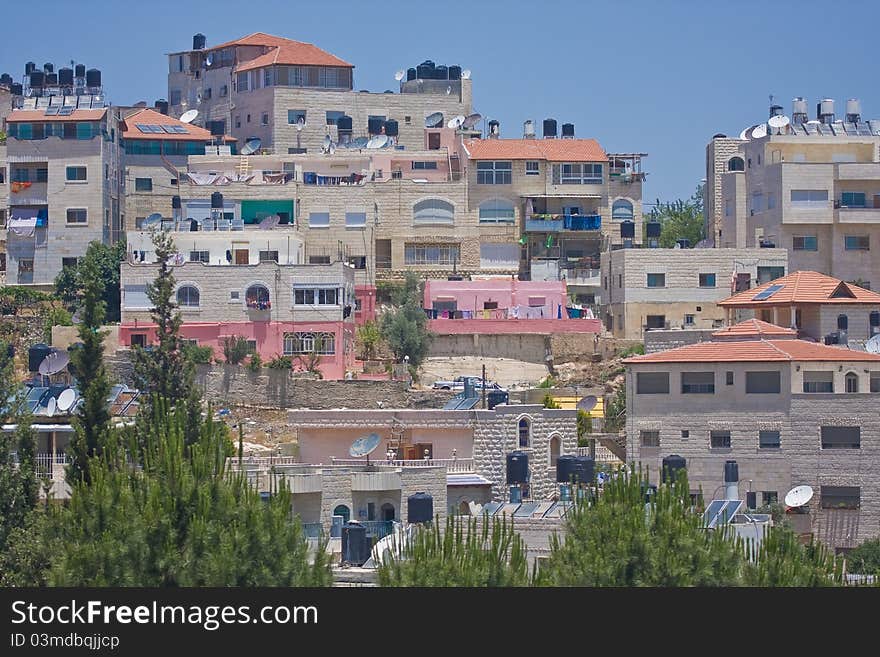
[595,433,626,462]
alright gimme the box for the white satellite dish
[866,334,880,354]
[447,115,465,129]
[322,134,332,152]
[751,123,767,139]
[328,142,336,155]
[142,212,163,229]
[738,125,755,140]
[576,395,598,412]
[462,113,482,129]
[46,397,57,416]
[424,111,444,128]
[446,85,452,95]
[57,388,77,412]
[206,53,213,66]
[366,135,389,149]
[180,109,198,124]
[295,117,305,132]
[394,69,405,81]
[768,114,790,130]
[461,69,471,79]
[241,137,261,155]
[784,485,814,508]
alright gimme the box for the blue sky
[2,0,875,203]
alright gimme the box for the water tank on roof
[383,119,399,137]
[620,220,635,239]
[646,221,661,239]
[25,61,36,75]
[193,33,207,50]
[435,64,448,80]
[58,67,74,86]
[43,62,54,74]
[85,68,101,88]
[154,98,169,115]
[506,451,529,484]
[29,70,45,88]
[488,119,500,138]
[171,195,181,210]
[543,118,557,138]
[406,67,417,81]
[367,117,384,134]
[336,115,353,131]
[817,98,834,123]
[417,61,435,79]
[556,455,577,483]
[661,454,687,483]
[10,83,22,96]
[28,343,52,373]
[407,492,433,523]
[561,123,575,138]
[45,73,58,86]
[74,64,86,79]
[724,460,739,483]
[573,456,595,484]
[0,73,11,85]
[210,191,224,209]
[676,238,690,249]
[341,521,370,566]
[448,65,462,80]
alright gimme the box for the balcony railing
[525,214,602,232]
[525,218,564,232]
[330,457,475,473]
[301,172,368,186]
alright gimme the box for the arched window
[176,285,200,307]
[549,434,561,467]
[518,417,531,448]
[245,284,271,310]
[380,503,395,521]
[728,156,745,172]
[413,198,454,225]
[332,504,350,523]
[611,199,634,220]
[479,198,515,223]
[845,372,859,393]
[838,314,848,331]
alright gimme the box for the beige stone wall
[705,137,746,246]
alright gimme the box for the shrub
[221,335,251,365]
[182,343,214,365]
[247,353,262,372]
[43,306,73,343]
[357,320,382,360]
[617,343,645,358]
[266,355,292,370]
[542,392,561,409]
[537,375,558,389]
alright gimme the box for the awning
[8,217,37,237]
[2,424,75,433]
[520,193,602,199]
[447,473,492,486]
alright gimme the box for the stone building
[704,134,746,246]
[625,319,880,552]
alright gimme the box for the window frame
[792,235,818,251]
[844,235,869,251]
[65,165,87,182]
[640,430,660,448]
[65,208,88,225]
[745,371,781,394]
[134,177,153,192]
[476,160,512,185]
[646,273,666,288]
[636,372,670,394]
[758,430,781,449]
[820,426,860,449]
[699,273,716,288]
[176,285,201,308]
[710,430,731,449]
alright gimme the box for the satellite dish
[784,485,814,508]
[694,238,713,249]
[366,135,389,149]
[351,136,369,149]
[180,109,198,124]
[446,85,452,95]
[768,114,790,130]
[143,212,163,229]
[322,134,332,152]
[866,334,880,354]
[751,123,767,139]
[134,100,147,108]
[462,112,482,129]
[71,308,82,324]
[38,350,70,376]
[241,137,261,155]
[349,433,381,458]
[206,53,213,66]
[425,111,444,128]
[295,117,305,132]
[46,397,57,416]
[328,142,336,155]
[57,388,77,412]
[576,395,598,412]
[447,115,465,129]
[394,69,405,81]
[461,69,471,79]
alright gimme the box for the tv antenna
[180,108,198,124]
[784,485,814,508]
[394,69,405,81]
[349,433,381,465]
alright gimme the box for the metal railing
[301,522,324,539]
[329,457,475,473]
[361,520,394,539]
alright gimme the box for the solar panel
[817,123,833,135]
[58,106,75,116]
[830,123,845,136]
[869,120,880,136]
[704,500,744,529]
[844,122,858,135]
[804,122,819,134]
[857,122,873,136]
[161,125,188,134]
[44,107,60,116]
[752,284,784,301]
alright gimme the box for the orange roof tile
[120,108,233,141]
[624,338,880,364]
[711,319,798,339]
[7,108,106,122]
[719,271,880,307]
[463,138,608,162]
[196,32,352,70]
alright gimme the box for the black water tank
[46,73,58,86]
[661,454,687,483]
[10,83,22,96]
[75,64,86,78]
[448,65,462,80]
[25,61,36,75]
[620,220,635,238]
[435,65,448,80]
[573,456,595,484]
[486,389,508,409]
[154,99,169,115]
[488,119,500,136]
[646,221,661,238]
[336,115,353,131]
[556,454,577,483]
[724,460,739,483]
[676,238,690,249]
[172,195,181,210]
[341,521,370,566]
[407,492,433,523]
[0,74,10,86]
[28,343,52,373]
[193,33,207,50]
[417,60,435,79]
[543,118,557,138]
[506,451,529,484]
[210,191,224,209]
[561,123,575,137]
[383,119,399,137]
[367,117,384,134]
[43,62,54,74]
[208,120,225,136]
[58,68,74,86]
[85,68,101,88]
[406,67,417,81]
[29,71,45,88]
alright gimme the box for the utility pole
[482,363,487,409]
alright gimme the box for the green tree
[54,239,126,322]
[221,335,251,365]
[378,514,530,587]
[542,392,561,409]
[846,538,880,575]
[604,385,626,433]
[380,273,433,368]
[650,185,705,249]
[67,245,112,484]
[357,320,382,360]
[576,409,593,447]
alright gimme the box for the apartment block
[600,246,787,339]
[625,321,880,551]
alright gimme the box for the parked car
[433,376,506,392]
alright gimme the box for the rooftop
[183,32,354,71]
[6,108,107,123]
[719,271,880,307]
[624,337,880,364]
[121,108,233,142]
[462,138,608,162]
[711,318,798,340]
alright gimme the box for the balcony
[301,172,367,186]
[836,205,880,224]
[560,267,601,287]
[331,457,475,473]
[283,472,323,494]
[350,470,402,491]
[526,218,564,232]
[525,214,601,232]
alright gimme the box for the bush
[577,409,593,445]
[43,306,73,343]
[357,320,382,360]
[0,287,50,315]
[247,353,262,372]
[182,343,214,365]
[617,343,645,358]
[542,392,561,409]
[537,375,558,389]
[266,355,292,370]
[845,538,880,575]
[221,335,251,365]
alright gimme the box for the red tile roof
[624,338,880,364]
[711,319,798,339]
[202,32,352,71]
[120,108,236,142]
[6,108,106,122]
[719,270,880,307]
[463,138,608,162]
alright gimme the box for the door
[234,249,249,265]
[874,195,880,209]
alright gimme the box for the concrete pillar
[790,305,798,329]
[772,306,780,327]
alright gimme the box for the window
[345,212,366,228]
[309,255,331,265]
[235,115,241,129]
[645,315,666,329]
[871,373,880,393]
[480,243,519,269]
[791,189,828,205]
[283,331,335,355]
[548,435,561,467]
[646,273,666,288]
[681,372,714,394]
[518,418,531,448]
[0,167,4,184]
[261,112,269,126]
[245,285,270,310]
[236,71,249,91]
[759,430,781,449]
[611,199,634,220]
[757,266,785,284]
[525,161,539,175]
[838,314,848,330]
[135,178,153,192]
[404,244,459,266]
[727,157,744,172]
[176,285,200,307]
[746,371,780,393]
[65,166,87,181]
[479,199,515,223]
[724,199,732,217]
[726,371,734,385]
[640,431,660,448]
[750,192,764,213]
[803,371,833,393]
[762,491,778,506]
[259,250,279,263]
[699,273,716,287]
[476,161,512,184]
[636,372,669,394]
[130,333,147,348]
[229,291,240,302]
[820,486,860,509]
[684,314,695,326]
[792,235,818,251]
[61,257,79,269]
[710,431,731,448]
[681,430,689,438]
[845,235,869,251]
[170,89,182,106]
[821,426,860,449]
[294,288,339,305]
[308,212,330,228]
[841,192,866,207]
[767,193,776,209]
[325,110,344,125]
[123,284,151,309]
[413,199,454,225]
[65,209,87,225]
[552,163,603,185]
[189,251,209,263]
[412,161,438,170]
[845,373,858,393]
